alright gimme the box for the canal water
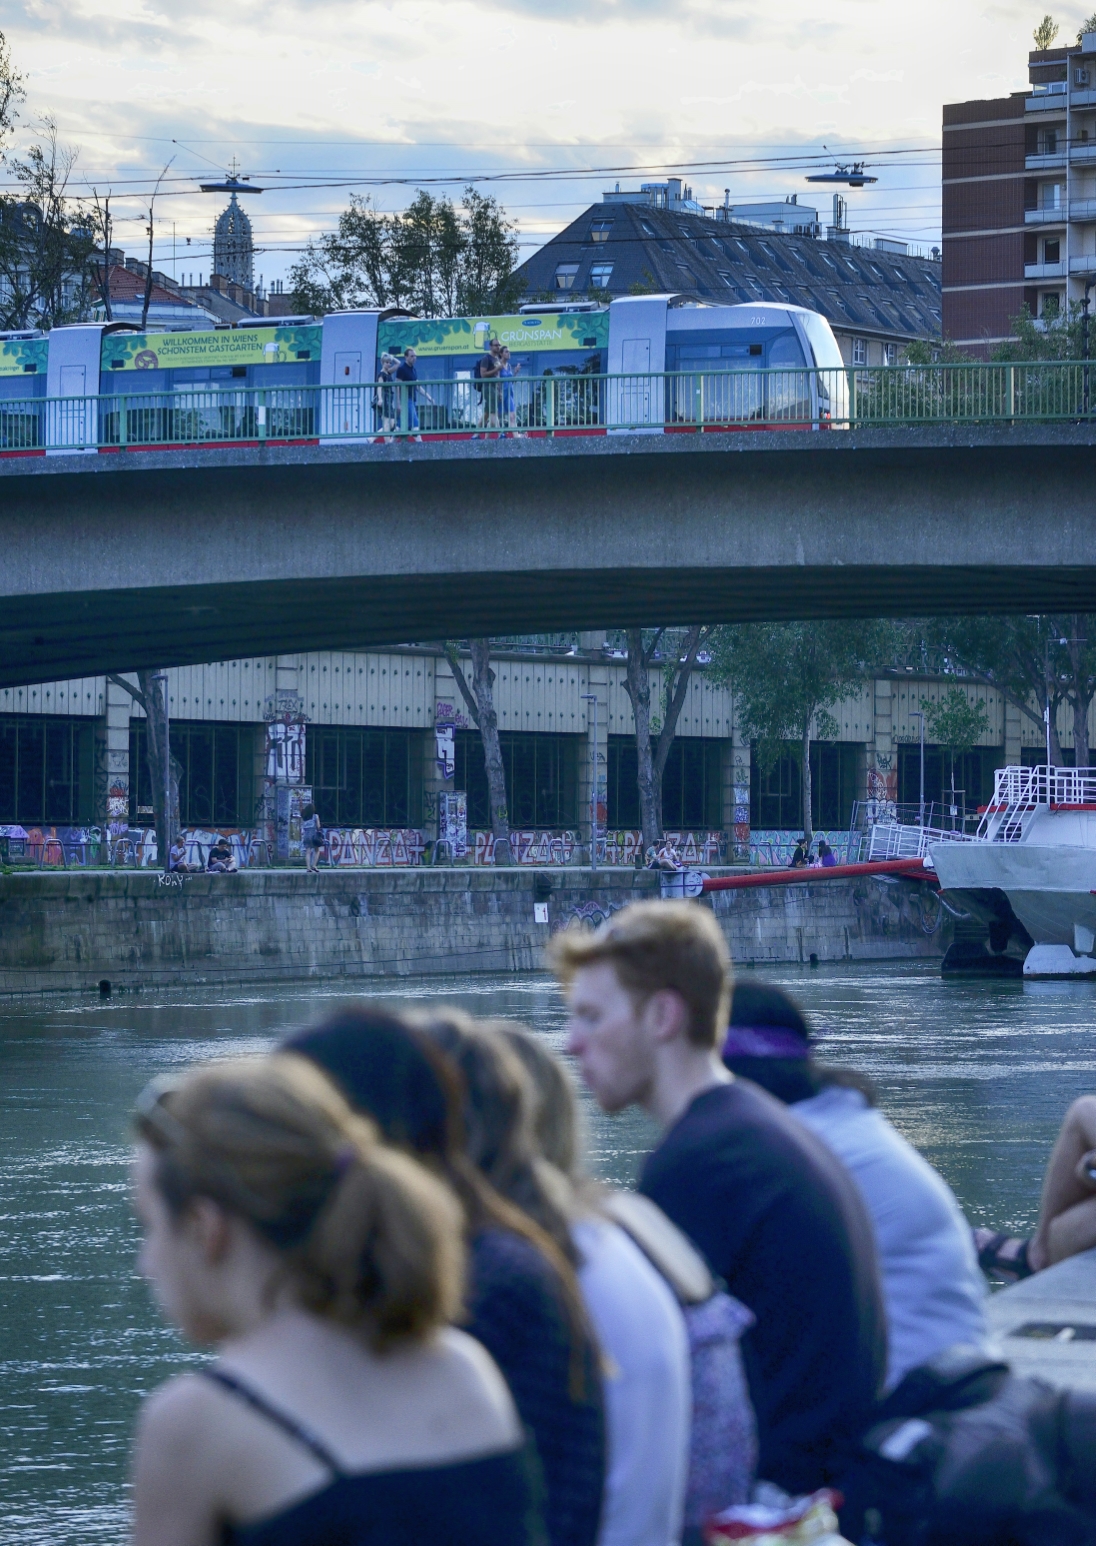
[2,962,1094,1544]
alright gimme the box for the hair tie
[723,1025,815,1060]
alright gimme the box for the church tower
[213,192,254,289]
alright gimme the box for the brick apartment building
[944,33,1096,354]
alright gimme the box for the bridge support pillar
[579,637,608,857]
[866,678,897,815]
[95,675,132,840]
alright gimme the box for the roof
[515,201,942,344]
[101,265,202,311]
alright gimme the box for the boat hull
[930,842,1096,969]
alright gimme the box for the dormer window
[554,262,579,290]
[590,219,613,243]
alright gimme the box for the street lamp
[581,692,598,871]
[910,709,926,828]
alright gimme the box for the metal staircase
[976,765,1096,843]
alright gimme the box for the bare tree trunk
[624,624,711,853]
[443,641,511,864]
[625,629,661,851]
[469,640,511,864]
[108,670,176,866]
[801,721,814,845]
[138,669,176,866]
[1067,617,1092,768]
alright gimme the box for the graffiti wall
[473,830,579,866]
[601,830,728,867]
[326,829,426,867]
[748,830,859,868]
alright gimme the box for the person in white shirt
[723,982,991,1392]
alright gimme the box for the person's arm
[1032,1094,1096,1269]
[132,1378,225,1546]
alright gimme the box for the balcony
[1025,205,1068,223]
[1069,253,1096,272]
[1071,198,1096,220]
[1025,260,1067,278]
[1071,87,1096,107]
[1070,141,1096,162]
[1027,84,1068,110]
[1026,151,1068,171]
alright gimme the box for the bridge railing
[7,362,1096,453]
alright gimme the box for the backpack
[847,1345,1096,1545]
[601,1191,757,1527]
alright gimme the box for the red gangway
[701,858,937,893]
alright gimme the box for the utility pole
[581,692,598,871]
[1083,277,1094,416]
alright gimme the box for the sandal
[973,1228,1035,1281]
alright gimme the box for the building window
[883,342,900,365]
[1044,237,1061,263]
[750,742,859,830]
[130,720,252,828]
[1042,290,1062,318]
[1043,128,1058,154]
[588,261,614,288]
[307,727,423,829]
[589,220,613,243]
[1043,182,1063,210]
[0,714,93,825]
[553,262,579,290]
[455,732,579,830]
[852,337,868,365]
[606,736,722,831]
[897,745,1002,814]
[639,219,656,236]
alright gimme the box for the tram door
[619,336,650,428]
[333,351,363,435]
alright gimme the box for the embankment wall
[0,868,949,997]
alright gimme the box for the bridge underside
[2,425,1095,687]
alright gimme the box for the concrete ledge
[0,867,946,997]
[987,1249,1096,1392]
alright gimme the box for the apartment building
[943,33,1096,353]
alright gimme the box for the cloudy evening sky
[0,0,1088,285]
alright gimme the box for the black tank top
[201,1368,547,1546]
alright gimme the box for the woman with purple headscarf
[724,982,991,1394]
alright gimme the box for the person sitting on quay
[976,1094,1096,1281]
[167,833,199,873]
[789,836,810,869]
[816,839,838,868]
[206,835,237,874]
[129,1056,546,1546]
[723,980,991,1395]
[550,901,886,1500]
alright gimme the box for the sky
[0,0,1088,288]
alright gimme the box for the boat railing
[864,823,976,860]
[977,764,1096,841]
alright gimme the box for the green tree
[992,301,1084,361]
[1034,13,1060,48]
[1079,10,1096,40]
[921,686,990,816]
[456,188,521,315]
[289,186,520,319]
[711,621,895,843]
[0,118,97,329]
[623,626,714,849]
[0,28,25,155]
[927,615,1096,766]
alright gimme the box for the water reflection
[1,963,1093,1544]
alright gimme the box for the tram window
[768,333,807,367]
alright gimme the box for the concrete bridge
[2,423,1095,688]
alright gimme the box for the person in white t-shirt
[723,981,991,1393]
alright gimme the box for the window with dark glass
[0,715,93,824]
[607,736,722,830]
[897,745,1003,813]
[589,262,614,288]
[750,742,859,830]
[307,727,423,828]
[454,732,579,829]
[130,720,253,827]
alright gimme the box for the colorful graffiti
[748,830,859,868]
[473,830,579,866]
[601,830,728,867]
[326,828,426,867]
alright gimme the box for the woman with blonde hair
[130,1054,546,1546]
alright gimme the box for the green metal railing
[4,362,1096,454]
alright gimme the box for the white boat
[928,766,1096,977]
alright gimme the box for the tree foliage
[920,687,990,803]
[0,118,97,329]
[992,301,1086,361]
[1034,13,1060,48]
[289,187,520,318]
[0,28,25,154]
[926,615,1096,766]
[1080,10,1096,40]
[711,621,896,841]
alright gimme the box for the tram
[0,293,847,453]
